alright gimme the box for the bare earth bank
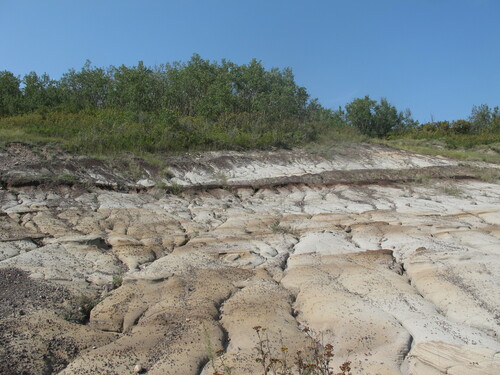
[0,143,498,375]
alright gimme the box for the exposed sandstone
[0,144,498,374]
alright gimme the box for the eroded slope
[0,145,499,375]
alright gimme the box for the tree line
[0,55,498,153]
[0,55,313,123]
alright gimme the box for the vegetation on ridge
[0,55,498,160]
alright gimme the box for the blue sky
[1,0,498,123]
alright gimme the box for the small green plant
[155,181,167,189]
[413,173,430,185]
[127,160,144,180]
[63,294,101,324]
[57,173,77,183]
[469,166,500,183]
[440,183,462,196]
[169,182,183,195]
[112,274,123,289]
[158,168,174,179]
[218,171,229,187]
[270,218,297,236]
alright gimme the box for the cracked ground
[0,146,499,375]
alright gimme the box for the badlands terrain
[0,143,499,375]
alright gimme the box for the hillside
[0,143,499,374]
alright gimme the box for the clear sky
[1,0,498,123]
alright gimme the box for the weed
[168,182,183,195]
[218,172,229,187]
[440,183,462,196]
[112,274,123,289]
[209,326,353,375]
[155,181,167,189]
[468,166,500,183]
[63,294,101,324]
[270,218,297,236]
[413,173,430,185]
[127,160,144,180]
[377,137,500,164]
[158,168,175,179]
[57,173,77,182]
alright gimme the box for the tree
[0,71,22,117]
[469,104,499,133]
[60,60,113,110]
[373,98,400,137]
[111,61,163,113]
[345,96,404,137]
[22,72,61,112]
[394,108,418,133]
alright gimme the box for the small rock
[134,364,143,373]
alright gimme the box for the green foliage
[0,71,22,117]
[57,173,77,184]
[168,182,183,195]
[0,57,497,156]
[270,218,297,236]
[22,71,61,113]
[112,274,123,288]
[0,56,333,153]
[378,135,500,164]
[470,104,499,132]
[413,104,499,137]
[63,294,101,324]
[345,96,410,137]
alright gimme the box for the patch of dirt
[0,267,71,318]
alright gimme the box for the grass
[376,136,500,164]
[112,274,123,289]
[304,126,367,158]
[63,294,101,324]
[168,182,184,195]
[0,110,328,156]
[270,218,297,236]
[439,183,462,196]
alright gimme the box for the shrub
[63,294,100,324]
[209,326,353,375]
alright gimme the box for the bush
[63,294,100,324]
[209,326,353,375]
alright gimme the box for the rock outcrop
[0,144,498,374]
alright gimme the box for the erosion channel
[0,143,499,375]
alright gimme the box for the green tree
[345,96,377,136]
[373,98,400,137]
[22,72,61,112]
[469,104,499,133]
[60,60,113,110]
[345,96,404,137]
[450,119,472,134]
[111,61,162,113]
[0,71,22,117]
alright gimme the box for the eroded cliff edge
[0,143,499,375]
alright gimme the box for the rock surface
[0,143,499,375]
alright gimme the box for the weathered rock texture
[0,143,498,375]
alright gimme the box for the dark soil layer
[0,267,71,318]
